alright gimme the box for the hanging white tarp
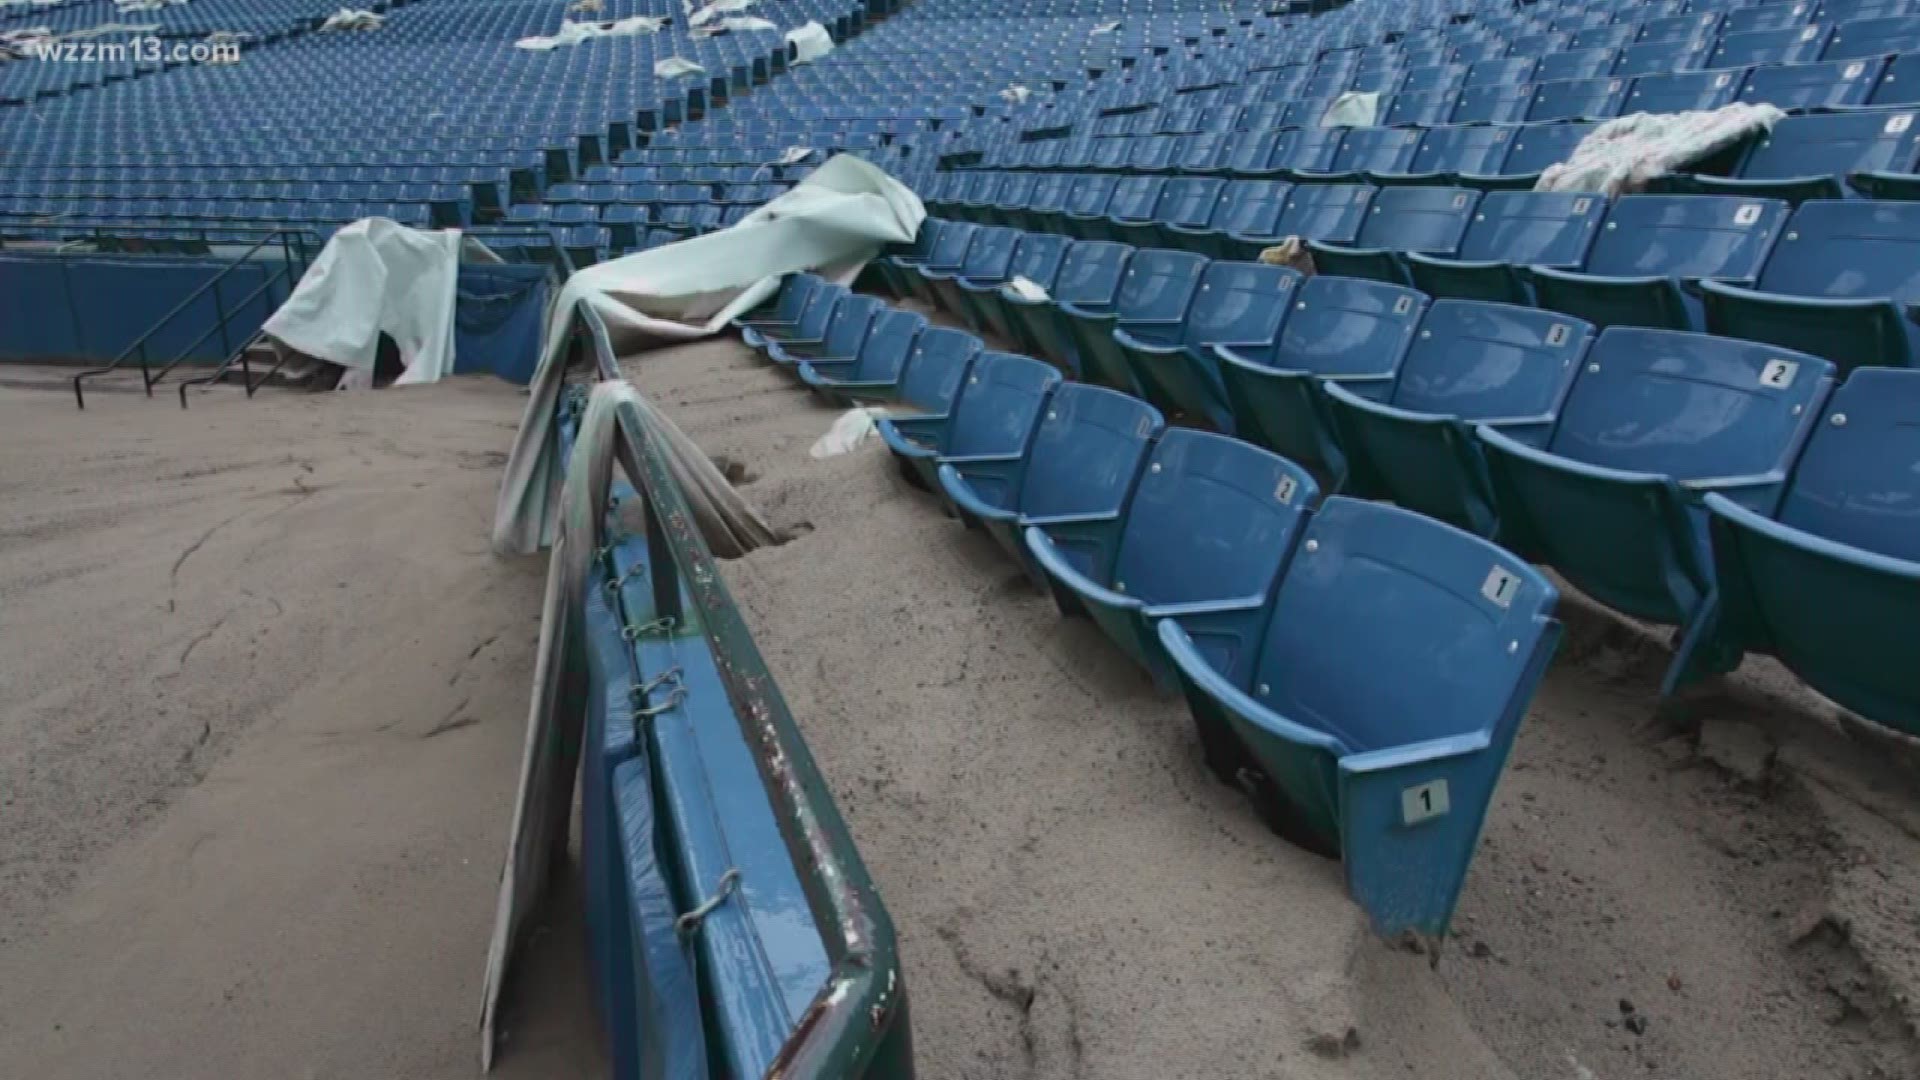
[512,15,663,50]
[785,19,832,63]
[261,217,463,387]
[490,153,923,556]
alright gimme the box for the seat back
[1824,14,1920,59]
[1275,183,1374,244]
[1064,174,1120,217]
[1626,69,1741,114]
[1352,186,1479,255]
[789,284,848,340]
[1330,127,1423,176]
[1712,22,1827,64]
[1450,84,1534,124]
[1501,122,1598,177]
[1872,51,1920,105]
[1465,57,1536,88]
[1546,327,1834,481]
[1536,47,1617,83]
[1107,176,1167,223]
[1052,241,1135,308]
[923,220,977,273]
[1410,125,1515,178]
[1214,180,1293,236]
[1156,178,1227,230]
[1458,190,1605,268]
[1585,195,1787,280]
[1778,368,1920,561]
[896,326,981,413]
[1386,90,1457,128]
[1180,262,1300,351]
[1110,429,1319,606]
[1277,127,1346,173]
[1738,56,1882,110]
[958,226,1020,282]
[817,295,885,356]
[1272,276,1428,374]
[1027,173,1075,214]
[1741,110,1920,184]
[1527,77,1627,122]
[991,173,1038,208]
[1754,199,1920,303]
[846,308,927,382]
[945,351,1062,458]
[1113,249,1209,341]
[1613,38,1711,77]
[1250,497,1557,752]
[1391,301,1592,419]
[765,273,819,323]
[1006,233,1073,291]
[1016,383,1165,519]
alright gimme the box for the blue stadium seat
[1869,50,1920,105]
[1693,109,1920,202]
[797,307,928,407]
[1626,69,1742,114]
[939,383,1163,586]
[1392,125,1515,186]
[767,294,883,366]
[1026,428,1319,689]
[740,281,845,353]
[1406,191,1607,304]
[982,173,1039,228]
[1309,126,1422,183]
[890,326,982,418]
[1738,56,1883,110]
[1310,186,1480,285]
[733,272,820,332]
[1216,276,1429,490]
[971,233,1072,358]
[880,349,1059,495]
[1699,200,1920,373]
[1014,241,1132,376]
[1101,175,1170,246]
[1669,367,1920,728]
[1614,38,1712,77]
[1488,122,1599,187]
[1478,327,1833,648]
[927,225,1019,324]
[1011,173,1074,234]
[876,219,948,299]
[1059,174,1121,240]
[1718,24,1832,67]
[1823,14,1920,59]
[1061,248,1209,396]
[1536,47,1618,83]
[1151,177,1228,248]
[906,220,980,306]
[1527,77,1627,123]
[1157,496,1560,944]
[1323,302,1594,537]
[1191,179,1293,260]
[1116,261,1301,432]
[1450,84,1534,124]
[1264,182,1374,251]
[1531,195,1789,331]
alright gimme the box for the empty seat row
[854,217,1920,735]
[916,189,1920,374]
[726,272,1565,947]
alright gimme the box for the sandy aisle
[0,375,602,1079]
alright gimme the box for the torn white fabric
[1322,90,1379,128]
[513,15,663,50]
[317,7,383,31]
[564,0,600,13]
[810,407,890,458]
[999,84,1030,104]
[262,217,462,386]
[1002,275,1049,302]
[688,0,753,26]
[785,20,832,63]
[492,154,923,556]
[1090,20,1120,34]
[653,55,704,78]
[1537,103,1787,197]
[718,15,775,31]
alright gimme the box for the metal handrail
[72,227,316,409]
[576,301,911,1076]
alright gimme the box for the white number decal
[1760,358,1799,389]
[1402,780,1451,826]
[1482,565,1520,608]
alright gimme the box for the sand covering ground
[1,335,1918,1079]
